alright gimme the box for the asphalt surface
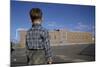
[11,44,95,66]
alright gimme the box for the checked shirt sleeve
[25,32,30,49]
[43,30,53,62]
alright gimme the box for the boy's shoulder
[27,28,32,32]
[27,26,48,33]
[41,27,50,34]
[41,27,48,31]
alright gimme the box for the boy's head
[29,8,42,24]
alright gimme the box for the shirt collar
[32,23,41,27]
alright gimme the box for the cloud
[73,22,92,32]
[75,22,89,30]
[70,22,95,37]
[47,21,57,27]
[45,21,65,29]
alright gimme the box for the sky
[10,1,95,41]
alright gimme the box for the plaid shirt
[26,24,52,61]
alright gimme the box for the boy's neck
[32,23,41,27]
[32,20,41,24]
[32,20,42,27]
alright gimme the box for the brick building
[18,29,94,48]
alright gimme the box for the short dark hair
[29,8,42,22]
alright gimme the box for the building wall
[18,29,94,48]
[67,32,93,44]
[18,30,27,48]
[49,30,67,46]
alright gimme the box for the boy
[26,8,53,65]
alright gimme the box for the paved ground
[11,44,95,66]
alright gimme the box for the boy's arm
[43,30,53,63]
[25,33,29,50]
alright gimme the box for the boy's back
[26,8,52,65]
[26,24,50,50]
